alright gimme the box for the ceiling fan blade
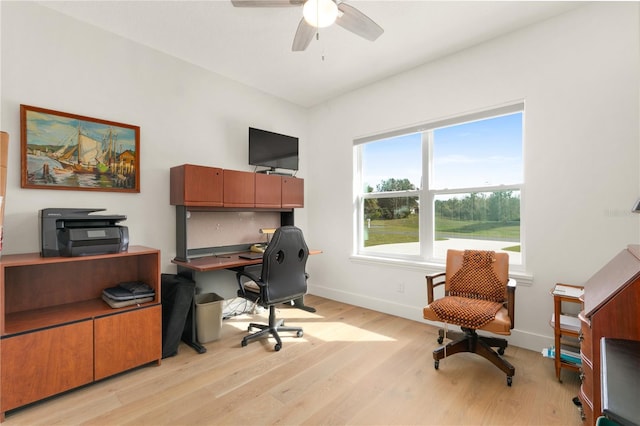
[231,0,304,7]
[292,18,316,52]
[336,2,383,41]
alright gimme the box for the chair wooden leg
[433,334,472,360]
[431,328,515,385]
[476,338,515,377]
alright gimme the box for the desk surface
[601,338,640,426]
[172,250,322,272]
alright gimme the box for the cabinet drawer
[580,358,594,401]
[579,387,593,424]
[579,315,592,360]
[1,321,94,412]
[94,306,161,380]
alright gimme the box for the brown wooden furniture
[170,164,304,209]
[550,283,584,381]
[424,249,516,386]
[223,169,255,208]
[255,173,282,208]
[578,245,640,425]
[170,164,304,264]
[170,164,223,207]
[0,246,162,421]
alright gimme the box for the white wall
[1,2,638,352]
[305,3,640,351]
[0,2,309,296]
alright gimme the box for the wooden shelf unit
[550,283,584,382]
[0,246,162,421]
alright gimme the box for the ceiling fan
[230,0,384,51]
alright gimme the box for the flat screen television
[248,127,299,171]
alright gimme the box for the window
[354,104,523,265]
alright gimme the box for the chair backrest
[259,226,309,305]
[445,249,509,302]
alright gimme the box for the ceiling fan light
[303,0,338,28]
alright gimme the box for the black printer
[40,208,129,257]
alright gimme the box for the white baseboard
[308,284,553,353]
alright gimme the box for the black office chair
[236,226,309,351]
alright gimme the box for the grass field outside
[364,215,520,252]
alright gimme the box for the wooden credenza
[0,246,162,421]
[578,245,640,425]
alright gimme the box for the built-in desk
[170,164,309,353]
[600,338,640,426]
[172,250,322,273]
[172,249,320,353]
[172,252,264,272]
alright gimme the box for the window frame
[354,102,524,266]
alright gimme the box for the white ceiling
[38,1,583,108]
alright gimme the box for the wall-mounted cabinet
[255,173,282,208]
[170,164,303,209]
[223,169,255,208]
[170,164,223,207]
[0,247,162,421]
[282,176,304,208]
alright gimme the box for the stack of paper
[553,284,584,298]
[550,313,581,332]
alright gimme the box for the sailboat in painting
[56,125,106,173]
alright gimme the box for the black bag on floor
[161,273,195,358]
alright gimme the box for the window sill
[349,254,533,286]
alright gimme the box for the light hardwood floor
[4,295,582,425]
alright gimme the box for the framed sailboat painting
[20,105,140,193]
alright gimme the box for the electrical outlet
[397,282,405,293]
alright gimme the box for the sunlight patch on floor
[225,309,397,342]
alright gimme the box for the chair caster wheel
[434,360,439,370]
[296,330,304,338]
[437,337,444,344]
[498,347,505,355]
[507,376,513,386]
[247,326,252,332]
[274,343,282,351]
[241,340,247,347]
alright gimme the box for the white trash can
[194,293,224,343]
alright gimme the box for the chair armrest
[506,278,516,328]
[236,270,263,297]
[425,272,446,303]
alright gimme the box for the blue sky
[362,112,522,191]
